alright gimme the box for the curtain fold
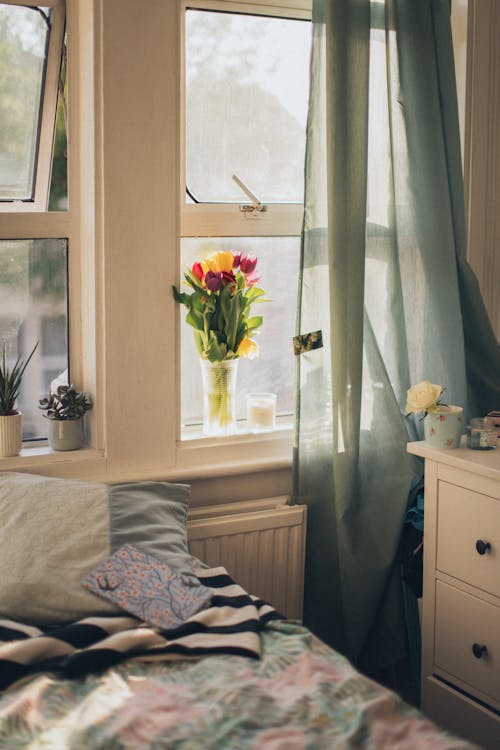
[294,0,500,674]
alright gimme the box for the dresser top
[407,438,500,481]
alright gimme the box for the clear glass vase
[200,359,238,436]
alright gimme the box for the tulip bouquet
[173,250,267,435]
[172,250,266,362]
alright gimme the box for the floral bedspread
[0,621,478,750]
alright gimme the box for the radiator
[187,499,307,621]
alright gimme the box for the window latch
[232,174,267,215]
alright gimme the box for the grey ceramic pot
[47,417,83,451]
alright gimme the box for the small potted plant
[39,384,92,451]
[0,339,39,457]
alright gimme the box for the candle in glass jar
[246,393,276,431]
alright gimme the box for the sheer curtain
[294,0,500,674]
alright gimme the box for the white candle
[247,393,276,431]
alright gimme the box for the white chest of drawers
[407,441,500,750]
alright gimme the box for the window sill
[175,421,294,479]
[0,445,106,476]
[180,416,292,442]
[0,424,294,484]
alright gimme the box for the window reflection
[0,238,68,439]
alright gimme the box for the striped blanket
[0,567,282,692]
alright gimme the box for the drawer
[435,581,500,705]
[437,481,500,596]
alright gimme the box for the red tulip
[221,270,236,286]
[232,251,242,268]
[240,255,257,274]
[192,262,204,281]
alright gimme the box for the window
[180,1,312,435]
[0,0,66,210]
[0,1,69,442]
[0,0,309,482]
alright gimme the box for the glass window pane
[185,10,311,204]
[0,4,50,200]
[41,314,66,356]
[0,239,68,440]
[180,237,299,430]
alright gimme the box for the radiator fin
[188,504,306,620]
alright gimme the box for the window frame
[0,0,66,211]
[179,0,311,443]
[0,0,100,459]
[180,0,311,240]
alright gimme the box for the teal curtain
[294,0,500,674]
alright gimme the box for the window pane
[0,239,68,440]
[180,237,299,430]
[0,4,50,200]
[41,313,66,356]
[185,10,311,204]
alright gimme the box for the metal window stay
[185,174,267,215]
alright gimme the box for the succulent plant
[0,340,39,416]
[39,384,92,420]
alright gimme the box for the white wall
[464,0,500,340]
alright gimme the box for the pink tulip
[240,255,257,274]
[245,271,261,286]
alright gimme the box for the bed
[0,472,480,749]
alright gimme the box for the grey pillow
[0,472,195,625]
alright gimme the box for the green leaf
[244,286,266,304]
[193,330,204,356]
[246,315,263,331]
[172,286,192,306]
[206,332,226,361]
[185,308,204,331]
[222,287,243,353]
[184,271,206,295]
[0,340,39,415]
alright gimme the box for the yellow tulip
[237,338,259,359]
[206,251,234,274]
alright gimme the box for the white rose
[405,380,443,415]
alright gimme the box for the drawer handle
[472,643,487,659]
[475,539,491,555]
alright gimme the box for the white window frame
[178,0,311,454]
[180,0,310,239]
[0,0,101,469]
[0,0,66,211]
